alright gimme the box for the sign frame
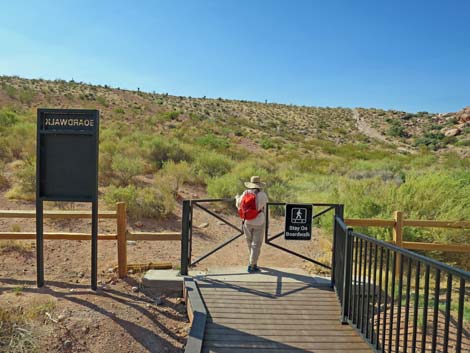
[36,108,99,290]
[284,203,313,240]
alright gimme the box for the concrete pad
[190,266,331,286]
[142,269,183,292]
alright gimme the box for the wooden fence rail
[345,211,470,253]
[345,211,470,273]
[0,202,181,278]
[2,207,468,279]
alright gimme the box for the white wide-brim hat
[244,176,266,189]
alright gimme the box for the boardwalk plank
[202,348,372,353]
[205,329,357,337]
[204,341,370,350]
[197,278,371,353]
[204,334,365,343]
[205,322,356,331]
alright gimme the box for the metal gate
[265,202,344,273]
[180,198,345,279]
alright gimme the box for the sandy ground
[0,189,333,353]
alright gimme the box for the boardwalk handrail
[334,216,470,353]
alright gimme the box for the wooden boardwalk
[196,272,372,353]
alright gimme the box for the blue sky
[0,0,469,113]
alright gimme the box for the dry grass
[0,300,55,353]
[0,240,33,254]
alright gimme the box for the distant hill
[0,76,468,154]
[0,75,469,269]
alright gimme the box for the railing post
[332,204,344,287]
[181,200,191,276]
[117,202,127,278]
[393,211,403,274]
[341,227,353,324]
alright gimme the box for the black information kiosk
[36,109,99,290]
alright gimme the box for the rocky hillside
[0,75,469,270]
[0,76,468,155]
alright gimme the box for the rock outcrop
[456,106,470,123]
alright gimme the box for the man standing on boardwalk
[236,176,269,273]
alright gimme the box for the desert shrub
[0,109,18,128]
[207,173,242,198]
[396,171,470,222]
[2,83,17,98]
[297,157,332,174]
[328,177,395,240]
[266,182,292,203]
[228,160,274,184]
[159,160,194,191]
[0,162,9,190]
[267,182,294,216]
[0,137,14,161]
[110,156,145,186]
[150,111,180,123]
[3,121,36,159]
[387,124,407,137]
[96,95,108,107]
[99,142,117,185]
[414,131,446,150]
[18,88,35,104]
[0,110,26,160]
[206,158,280,198]
[394,170,470,268]
[455,139,470,147]
[6,159,36,200]
[196,133,230,149]
[193,151,233,179]
[144,136,190,169]
[104,185,175,219]
[260,137,275,149]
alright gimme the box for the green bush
[18,88,35,104]
[2,83,17,98]
[0,109,18,128]
[6,159,36,200]
[414,132,446,150]
[193,151,233,179]
[207,173,242,198]
[196,133,230,149]
[144,136,190,169]
[96,95,108,107]
[111,156,145,186]
[260,137,275,149]
[387,124,407,137]
[160,161,194,191]
[5,121,36,159]
[104,185,175,219]
[455,139,470,147]
[150,111,180,123]
[0,162,9,190]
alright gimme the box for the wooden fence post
[393,211,404,274]
[117,202,127,278]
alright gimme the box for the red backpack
[238,191,259,220]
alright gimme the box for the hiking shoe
[247,265,255,273]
